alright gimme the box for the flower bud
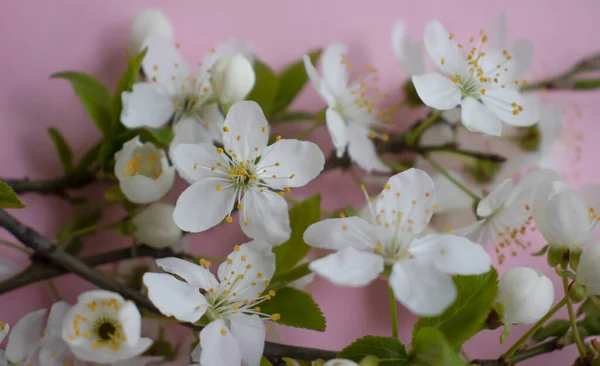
[323,360,360,366]
[129,9,174,51]
[547,246,564,267]
[495,267,555,325]
[570,284,587,303]
[114,137,175,204]
[211,54,255,105]
[576,244,600,296]
[133,203,182,248]
[570,247,583,271]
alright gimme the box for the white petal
[461,97,503,136]
[498,267,554,324]
[199,38,255,76]
[43,301,71,342]
[257,139,325,189]
[118,300,144,346]
[510,40,534,80]
[172,142,227,183]
[410,234,491,275]
[240,189,291,245]
[423,19,466,76]
[121,83,175,129]
[452,220,490,246]
[133,203,182,249]
[211,54,256,104]
[129,10,173,51]
[389,259,456,316]
[322,43,349,96]
[304,216,379,251]
[200,320,242,366]
[537,101,563,153]
[303,54,322,94]
[119,170,175,204]
[0,323,8,344]
[412,73,461,110]
[155,257,218,290]
[141,34,190,86]
[223,101,270,161]
[173,179,235,233]
[576,244,600,289]
[70,338,153,364]
[323,360,361,366]
[375,168,436,234]
[489,12,508,50]
[347,123,391,173]
[432,171,473,213]
[142,273,208,322]
[201,103,226,143]
[477,179,513,217]
[0,258,20,281]
[169,118,216,167]
[325,108,349,157]
[309,247,384,287]
[229,314,265,366]
[536,189,590,248]
[482,88,539,127]
[391,20,425,76]
[577,184,600,215]
[6,308,46,363]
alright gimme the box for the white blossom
[128,9,174,52]
[211,54,256,106]
[323,360,360,366]
[303,44,391,173]
[391,20,425,77]
[304,168,491,316]
[495,267,554,325]
[172,101,325,245]
[2,308,46,365]
[143,240,277,366]
[412,19,538,136]
[61,290,153,364]
[132,203,182,249]
[576,244,600,295]
[488,12,534,81]
[114,137,175,204]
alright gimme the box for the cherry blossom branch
[0,209,338,362]
[521,52,600,91]
[1,169,98,196]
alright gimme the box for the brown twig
[1,170,97,196]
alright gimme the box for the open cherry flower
[172,101,325,245]
[304,168,491,316]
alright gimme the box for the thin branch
[0,209,337,362]
[1,170,97,196]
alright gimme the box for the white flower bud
[114,137,175,204]
[129,9,174,52]
[323,360,359,366]
[495,267,554,325]
[211,54,255,105]
[133,203,182,249]
[576,244,600,295]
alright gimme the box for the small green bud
[466,160,502,184]
[570,284,587,303]
[570,247,583,271]
[104,184,126,202]
[116,220,137,236]
[547,246,564,267]
[402,79,423,107]
[359,355,380,366]
[517,125,541,152]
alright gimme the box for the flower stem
[57,221,122,244]
[562,267,587,357]
[388,284,399,339]
[47,279,62,300]
[0,239,31,254]
[406,110,440,145]
[274,111,317,122]
[424,154,481,201]
[502,296,568,359]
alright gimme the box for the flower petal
[118,300,144,346]
[535,189,590,248]
[347,123,391,173]
[240,188,291,245]
[229,314,265,366]
[171,143,227,184]
[121,83,175,129]
[432,171,474,213]
[309,247,384,287]
[141,34,190,86]
[461,97,503,136]
[223,101,270,161]
[200,320,242,366]
[173,179,235,232]
[6,308,47,363]
[257,139,325,189]
[304,216,379,251]
[391,20,425,76]
[169,118,217,166]
[0,258,20,281]
[212,54,256,104]
[410,234,491,275]
[389,259,456,316]
[452,220,490,246]
[482,88,538,127]
[510,39,534,80]
[412,73,461,110]
[477,179,513,217]
[576,244,600,288]
[324,360,360,366]
[423,19,465,76]
[325,108,350,158]
[198,38,254,76]
[155,257,218,290]
[489,12,508,50]
[142,273,208,322]
[322,43,349,96]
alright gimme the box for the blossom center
[67,297,127,352]
[124,148,162,179]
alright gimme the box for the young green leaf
[272,195,320,275]
[337,335,409,366]
[260,357,273,366]
[0,181,25,209]
[48,128,74,173]
[259,287,325,331]
[411,327,466,366]
[112,49,148,127]
[140,128,175,147]
[271,49,322,116]
[246,60,279,119]
[52,71,112,135]
[413,269,498,348]
[77,141,102,172]
[104,185,126,202]
[531,319,570,343]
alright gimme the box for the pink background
[1,0,599,364]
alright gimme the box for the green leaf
[259,287,325,331]
[52,71,112,135]
[532,319,570,343]
[271,49,322,116]
[77,141,102,172]
[48,128,74,173]
[104,185,126,202]
[57,209,102,243]
[411,327,466,366]
[413,269,498,348]
[260,357,273,366]
[112,49,147,126]
[139,128,174,147]
[98,129,138,172]
[532,244,549,256]
[574,79,600,90]
[247,60,279,119]
[272,195,320,275]
[337,335,409,366]
[0,181,25,209]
